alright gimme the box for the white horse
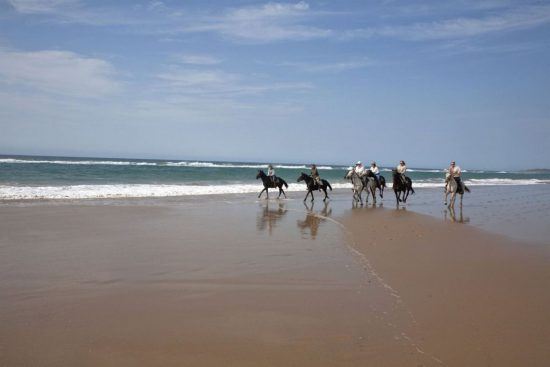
[345,170,377,206]
[444,173,470,208]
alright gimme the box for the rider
[311,164,322,189]
[354,161,366,176]
[370,161,381,187]
[396,160,407,186]
[267,164,276,185]
[448,161,463,192]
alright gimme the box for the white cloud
[281,58,371,73]
[353,4,550,41]
[177,54,222,65]
[155,66,312,97]
[157,68,239,89]
[0,49,120,97]
[7,0,80,14]
[181,2,332,42]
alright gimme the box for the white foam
[0,183,353,200]
[464,178,550,186]
[0,158,337,170]
[1,178,548,200]
[0,158,157,166]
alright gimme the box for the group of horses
[256,168,433,206]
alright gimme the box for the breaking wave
[1,178,548,200]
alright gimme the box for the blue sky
[0,0,549,169]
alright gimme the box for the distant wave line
[0,158,486,173]
[0,158,335,170]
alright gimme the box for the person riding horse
[370,161,381,188]
[310,164,322,189]
[267,164,276,185]
[447,161,463,194]
[396,160,407,186]
[354,161,366,176]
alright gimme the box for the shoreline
[3,184,549,245]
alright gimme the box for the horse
[297,172,332,202]
[376,175,387,198]
[345,170,377,205]
[256,170,288,199]
[444,173,470,208]
[392,169,415,205]
[366,170,386,198]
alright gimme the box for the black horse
[256,170,288,199]
[392,169,415,204]
[297,172,332,202]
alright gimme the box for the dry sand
[1,198,549,366]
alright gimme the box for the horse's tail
[280,178,288,188]
[464,185,470,193]
[326,181,332,191]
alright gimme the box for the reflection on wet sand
[256,201,288,235]
[444,205,470,224]
[297,201,332,239]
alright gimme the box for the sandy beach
[1,193,550,366]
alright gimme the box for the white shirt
[396,164,407,174]
[268,168,275,176]
[354,165,366,175]
[449,165,461,177]
[370,166,380,175]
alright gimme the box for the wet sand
[1,194,550,366]
[342,207,550,366]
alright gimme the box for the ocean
[1,155,549,200]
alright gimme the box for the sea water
[1,155,549,200]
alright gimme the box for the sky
[0,0,549,170]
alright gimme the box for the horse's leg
[304,190,310,202]
[394,189,400,204]
[371,186,376,204]
[448,192,455,208]
[277,186,283,199]
[265,187,269,200]
[282,188,287,199]
[258,187,266,198]
[444,190,448,205]
[322,187,328,202]
[311,189,314,202]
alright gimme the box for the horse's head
[256,170,264,179]
[297,172,307,182]
[344,170,353,179]
[391,168,398,176]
